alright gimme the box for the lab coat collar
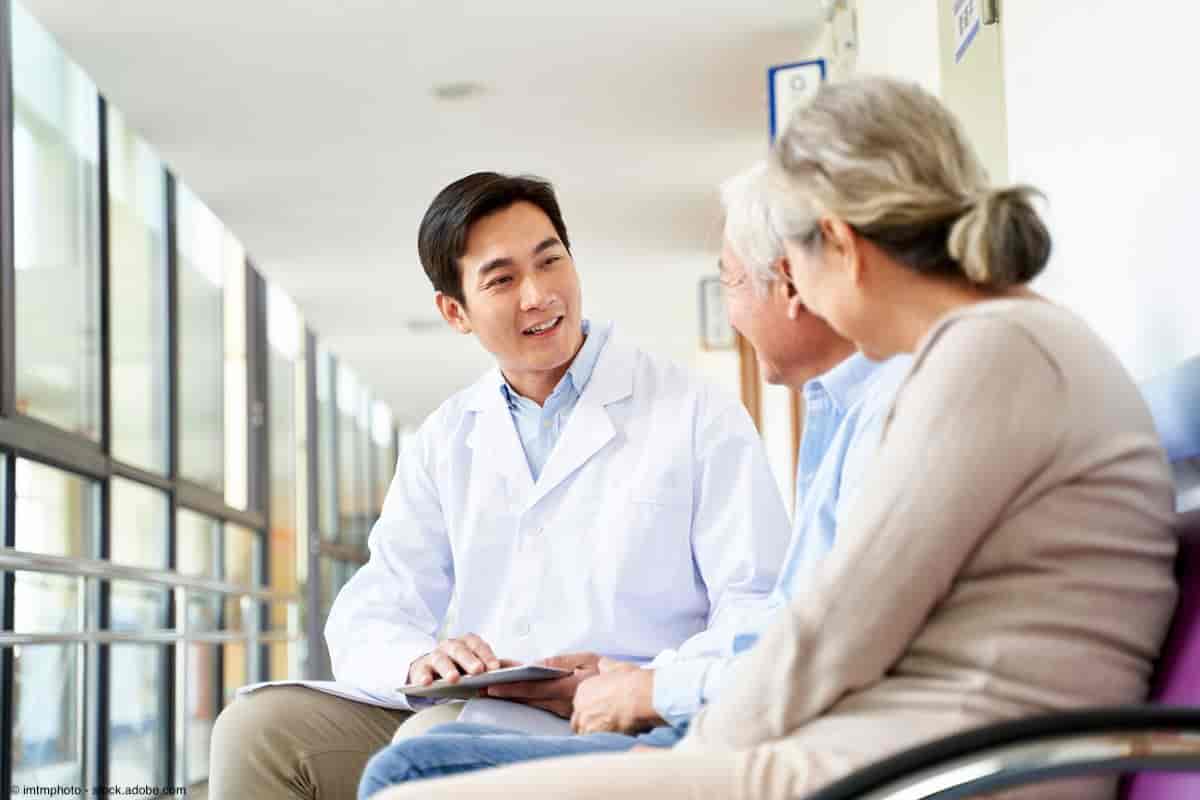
[465,322,634,511]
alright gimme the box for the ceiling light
[430,81,487,101]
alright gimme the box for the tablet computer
[398,665,571,699]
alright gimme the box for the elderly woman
[370,76,1178,800]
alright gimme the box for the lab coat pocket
[617,490,693,585]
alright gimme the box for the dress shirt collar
[499,319,605,409]
[804,352,884,415]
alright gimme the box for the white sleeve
[666,390,791,660]
[323,418,454,708]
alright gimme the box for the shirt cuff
[651,656,723,726]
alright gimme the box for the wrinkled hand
[483,652,602,718]
[407,633,503,685]
[570,657,664,735]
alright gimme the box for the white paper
[236,679,414,710]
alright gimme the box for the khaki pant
[208,687,411,800]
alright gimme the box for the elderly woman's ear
[816,217,866,286]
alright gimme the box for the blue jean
[357,722,685,798]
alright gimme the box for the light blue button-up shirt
[651,352,911,725]
[501,319,610,482]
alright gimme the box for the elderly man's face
[720,240,849,387]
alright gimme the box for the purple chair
[1122,356,1200,800]
[805,356,1200,800]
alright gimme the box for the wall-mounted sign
[698,277,736,350]
[953,0,982,63]
[767,59,827,141]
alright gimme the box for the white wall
[1003,0,1200,379]
[851,0,1199,381]
[937,0,1008,182]
[760,381,796,511]
[854,0,941,91]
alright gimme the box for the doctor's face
[441,201,584,386]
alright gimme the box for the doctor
[209,171,790,800]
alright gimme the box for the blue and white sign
[767,59,827,141]
[953,0,982,63]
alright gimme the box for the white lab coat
[315,328,789,708]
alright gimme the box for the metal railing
[1,545,304,789]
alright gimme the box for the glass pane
[316,347,337,540]
[224,253,248,510]
[110,579,167,632]
[337,368,369,547]
[265,601,299,635]
[225,523,260,589]
[177,508,219,579]
[176,183,226,493]
[372,401,395,513]
[11,572,81,634]
[222,594,254,634]
[186,592,220,633]
[11,643,83,786]
[318,559,358,624]
[109,644,168,786]
[184,642,218,784]
[223,641,248,707]
[268,286,301,596]
[111,477,167,569]
[266,641,303,682]
[12,2,101,440]
[14,459,97,556]
[108,105,168,473]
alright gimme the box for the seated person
[356,161,912,795]
[364,76,1179,800]
[209,172,792,799]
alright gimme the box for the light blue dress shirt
[501,320,610,482]
[651,352,912,725]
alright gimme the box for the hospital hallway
[0,0,1197,796]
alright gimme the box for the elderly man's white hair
[720,161,787,296]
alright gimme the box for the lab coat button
[514,618,531,636]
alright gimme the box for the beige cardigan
[680,298,1178,791]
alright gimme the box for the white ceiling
[22,0,824,426]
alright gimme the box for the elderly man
[355,162,911,796]
[209,171,790,799]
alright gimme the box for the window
[110,478,169,631]
[107,105,168,473]
[13,459,97,558]
[176,508,219,579]
[9,459,99,787]
[12,643,83,785]
[319,558,359,624]
[109,643,169,786]
[316,346,337,540]
[337,367,370,546]
[371,400,396,513]
[175,184,227,493]
[1,3,403,777]
[11,1,101,440]
[268,286,305,679]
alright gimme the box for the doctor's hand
[483,651,602,718]
[407,633,503,686]
[570,657,665,735]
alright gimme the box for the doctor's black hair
[417,172,572,306]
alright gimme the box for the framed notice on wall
[767,58,827,141]
[698,277,736,350]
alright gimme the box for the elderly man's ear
[771,257,806,321]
